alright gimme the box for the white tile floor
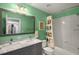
[43,47,75,55]
[42,40,75,55]
[54,47,75,55]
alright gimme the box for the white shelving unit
[46,16,54,48]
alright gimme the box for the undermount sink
[0,42,19,50]
[0,39,30,50]
[0,39,40,49]
[19,39,31,44]
[18,39,39,44]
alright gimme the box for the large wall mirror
[0,8,35,35]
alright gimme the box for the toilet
[43,47,54,55]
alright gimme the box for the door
[6,18,21,34]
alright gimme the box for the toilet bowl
[43,47,54,55]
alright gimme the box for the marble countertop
[0,39,41,54]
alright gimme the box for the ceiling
[29,3,79,14]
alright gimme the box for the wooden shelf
[46,36,53,38]
[46,16,54,48]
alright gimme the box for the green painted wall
[52,7,79,19]
[0,3,49,44]
[21,4,49,40]
[1,3,79,44]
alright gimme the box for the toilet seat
[43,47,54,55]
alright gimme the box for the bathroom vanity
[0,39,42,55]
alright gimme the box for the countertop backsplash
[0,34,35,45]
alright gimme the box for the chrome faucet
[9,38,13,44]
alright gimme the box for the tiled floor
[43,47,75,55]
[54,47,75,55]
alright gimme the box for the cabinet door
[31,43,42,55]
